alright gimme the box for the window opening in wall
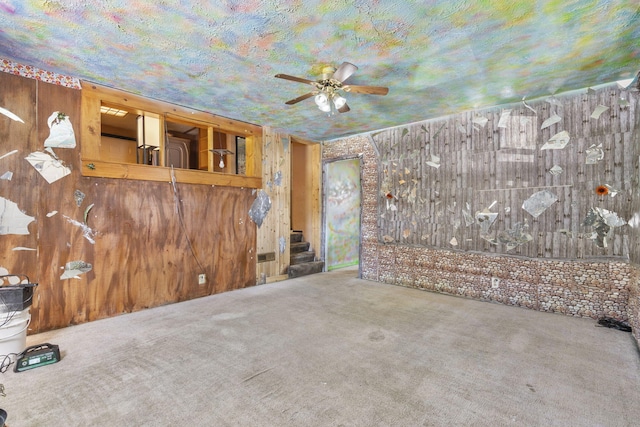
[86,82,261,188]
[99,102,248,175]
[100,103,148,165]
[164,117,205,171]
[211,130,232,172]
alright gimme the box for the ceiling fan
[275,62,388,114]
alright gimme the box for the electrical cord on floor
[0,354,16,374]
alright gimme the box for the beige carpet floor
[0,266,639,426]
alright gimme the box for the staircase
[288,231,324,278]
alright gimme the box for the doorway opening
[322,155,362,272]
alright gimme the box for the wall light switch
[198,274,206,285]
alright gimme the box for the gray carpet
[1,266,639,426]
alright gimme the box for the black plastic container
[0,275,37,313]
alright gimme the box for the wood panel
[0,73,38,279]
[80,160,261,188]
[80,82,262,187]
[35,79,88,330]
[1,72,257,333]
[256,127,291,282]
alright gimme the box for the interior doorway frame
[321,153,363,277]
[290,138,322,267]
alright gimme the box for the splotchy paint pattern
[0,1,638,140]
[325,158,361,270]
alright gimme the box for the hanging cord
[170,167,206,273]
[0,310,17,329]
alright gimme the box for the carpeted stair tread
[291,251,316,264]
[288,261,325,278]
[291,241,310,253]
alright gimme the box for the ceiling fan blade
[332,62,358,82]
[285,92,315,105]
[275,74,316,85]
[344,84,389,95]
[338,103,350,113]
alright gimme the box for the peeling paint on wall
[522,190,558,218]
[541,113,562,129]
[74,190,85,207]
[585,144,604,164]
[0,196,35,235]
[541,131,570,150]
[549,165,563,175]
[44,111,76,148]
[0,150,18,161]
[25,151,71,183]
[63,215,97,244]
[273,170,282,186]
[0,106,23,123]
[60,260,92,280]
[248,190,271,228]
[582,208,626,249]
[591,105,609,119]
[495,221,533,251]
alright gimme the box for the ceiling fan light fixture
[333,95,347,109]
[314,93,328,107]
[318,102,331,113]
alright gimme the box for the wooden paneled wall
[371,83,637,259]
[0,72,257,333]
[256,127,291,283]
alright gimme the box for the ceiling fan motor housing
[321,66,337,80]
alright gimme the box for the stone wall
[365,244,630,320]
[629,266,640,343]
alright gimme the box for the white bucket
[0,309,30,356]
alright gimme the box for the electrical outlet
[198,274,206,285]
[491,277,500,288]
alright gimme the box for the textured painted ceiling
[1,1,639,141]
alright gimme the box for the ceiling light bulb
[219,157,225,169]
[314,93,328,107]
[318,103,331,113]
[333,95,346,109]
